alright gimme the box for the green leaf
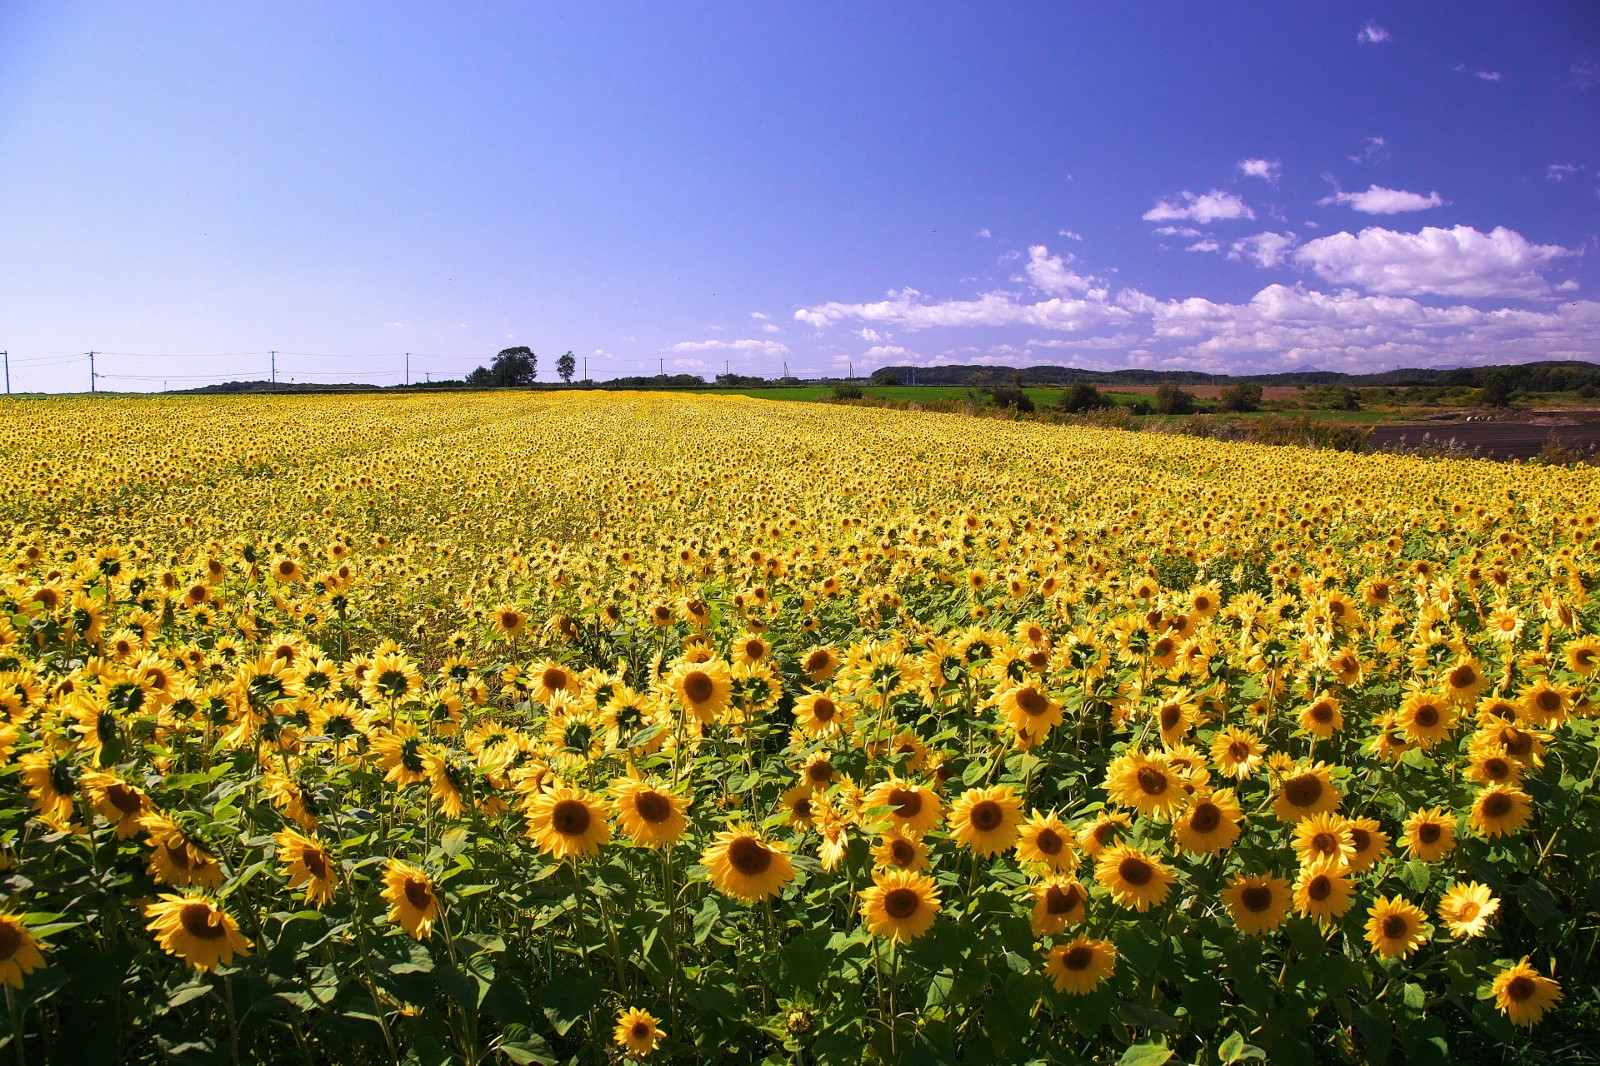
[166,983,215,1009]
[692,896,720,945]
[541,973,605,1036]
[1116,1044,1173,1066]
[496,1035,557,1066]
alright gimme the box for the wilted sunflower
[380,859,440,940]
[526,786,612,860]
[144,894,252,972]
[1094,844,1175,912]
[1043,936,1116,994]
[0,914,46,988]
[948,785,1024,857]
[275,828,337,908]
[612,778,687,848]
[1492,958,1563,1028]
[1014,811,1079,872]
[1220,873,1291,936]
[1364,895,1429,959]
[1029,877,1088,935]
[863,778,944,836]
[859,868,942,942]
[702,828,794,902]
[613,1008,664,1057]
[1436,881,1499,939]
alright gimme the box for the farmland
[0,391,1596,1064]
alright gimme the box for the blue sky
[1,2,1597,390]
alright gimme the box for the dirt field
[1367,421,1600,460]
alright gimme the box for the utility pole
[848,360,854,381]
[2,351,8,395]
[583,356,587,381]
[270,350,277,386]
[659,357,664,376]
[405,352,410,386]
[783,361,789,379]
[725,359,730,378]
[87,351,97,393]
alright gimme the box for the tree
[470,347,537,387]
[557,351,576,384]
[1479,370,1513,408]
[1219,382,1263,412]
[1154,383,1196,414]
[1060,383,1110,413]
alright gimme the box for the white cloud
[1058,229,1083,240]
[1237,158,1281,182]
[1476,70,1502,82]
[1318,184,1446,214]
[1024,245,1104,297]
[1229,231,1300,268]
[1152,225,1202,238]
[862,345,912,359]
[1547,164,1581,181]
[977,227,992,238]
[666,338,791,355]
[1292,225,1576,298]
[1348,136,1388,165]
[761,323,780,333]
[1358,22,1391,43]
[1143,190,1255,224]
[1186,240,1221,253]
[855,328,884,342]
[1557,279,1581,292]
[749,311,769,319]
[794,287,1131,333]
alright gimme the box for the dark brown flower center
[634,791,672,824]
[0,922,21,959]
[1481,792,1512,818]
[1045,885,1081,915]
[1228,741,1251,761]
[810,698,836,722]
[1241,885,1273,913]
[631,1021,651,1039]
[302,848,329,879]
[1188,803,1221,834]
[888,788,922,819]
[1034,828,1063,855]
[1017,688,1049,716]
[179,903,227,940]
[1311,831,1338,855]
[1535,689,1561,713]
[1284,775,1322,808]
[969,800,1003,832]
[1307,876,1332,902]
[1136,767,1169,796]
[1414,704,1440,728]
[1381,914,1409,940]
[1418,822,1441,844]
[1160,704,1182,730]
[1310,701,1333,723]
[542,668,569,693]
[1505,976,1534,1002]
[1450,666,1477,689]
[683,672,714,704]
[106,783,143,814]
[1063,945,1093,971]
[552,799,591,836]
[889,839,916,866]
[804,650,832,673]
[883,887,921,920]
[403,876,433,911]
[806,761,833,785]
[728,836,772,877]
[1118,856,1153,886]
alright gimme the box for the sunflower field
[0,391,1597,1065]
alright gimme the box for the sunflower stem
[6,985,25,1066]
[223,974,240,1066]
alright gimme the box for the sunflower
[1442,657,1487,704]
[1402,806,1457,861]
[1397,690,1457,748]
[1029,877,1088,935]
[1564,635,1600,677]
[371,723,431,787]
[1492,958,1563,1028]
[779,785,819,830]
[81,770,151,838]
[1468,784,1533,838]
[143,894,252,971]
[1518,680,1567,728]
[531,659,581,707]
[1220,873,1291,936]
[999,681,1063,738]
[1043,936,1117,995]
[1271,762,1341,823]
[490,604,527,641]
[0,914,46,988]
[1104,750,1189,820]
[1436,881,1499,939]
[1290,812,1354,870]
[800,645,841,683]
[859,868,941,942]
[792,690,848,738]
[361,652,423,706]
[1364,895,1429,959]
[872,826,930,872]
[613,1007,664,1057]
[1172,787,1242,855]
[948,785,1024,857]
[1297,695,1343,739]
[612,778,687,848]
[863,778,944,836]
[1209,727,1265,780]
[701,828,794,902]
[275,829,337,908]
[1344,817,1390,872]
[423,750,472,820]
[1094,844,1175,912]
[667,658,733,724]
[1076,811,1131,857]
[1014,811,1080,872]
[380,859,440,940]
[141,813,224,889]
[1292,860,1354,923]
[526,786,612,860]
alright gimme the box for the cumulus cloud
[761,323,780,333]
[1229,231,1300,268]
[1348,136,1388,165]
[1186,240,1221,254]
[1024,245,1104,297]
[1476,70,1502,82]
[1358,22,1391,43]
[1238,158,1281,182]
[1547,164,1581,181]
[1142,190,1255,223]
[1291,225,1575,298]
[1152,225,1203,238]
[794,287,1131,333]
[666,338,790,355]
[749,311,768,319]
[977,227,992,238]
[1318,184,1446,214]
[1058,229,1083,240]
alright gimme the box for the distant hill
[865,360,1600,391]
